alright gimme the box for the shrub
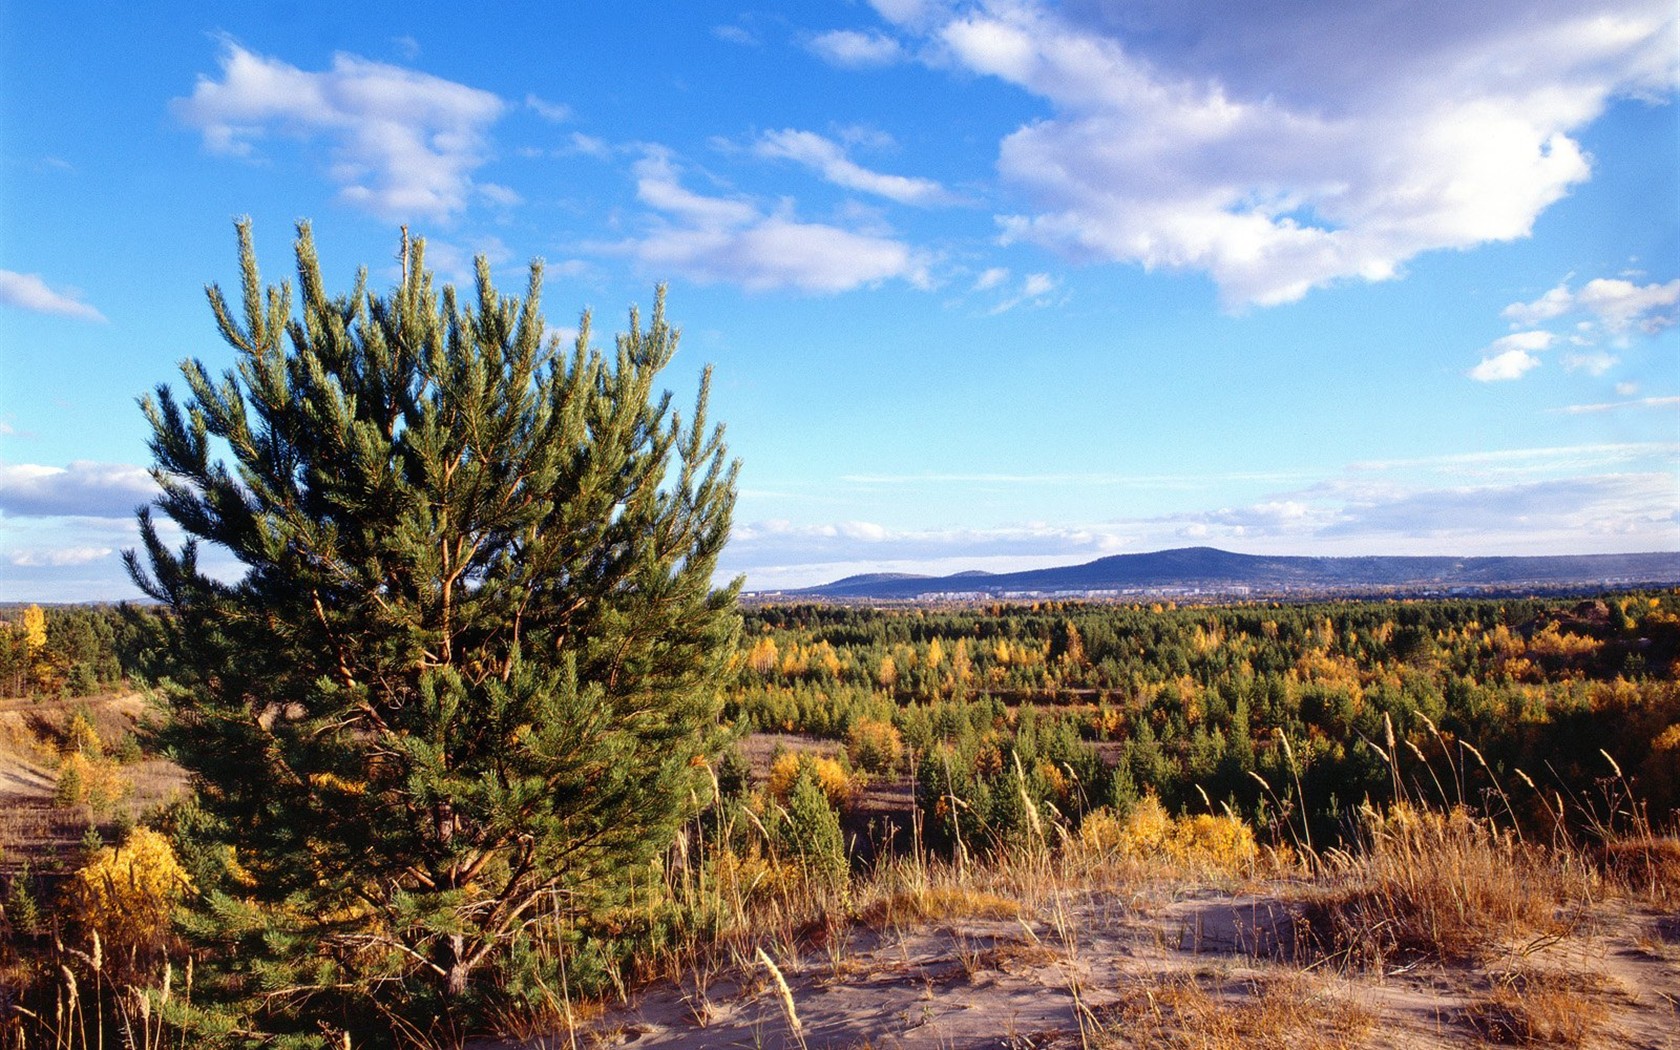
[68,826,194,960]
[778,767,848,892]
[768,752,857,810]
[1075,795,1257,875]
[847,716,904,775]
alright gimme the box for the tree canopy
[128,221,739,1042]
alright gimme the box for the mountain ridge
[764,546,1680,601]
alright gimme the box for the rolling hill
[770,547,1680,601]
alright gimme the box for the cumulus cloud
[612,149,931,293]
[0,462,157,518]
[864,0,1675,307]
[754,129,951,205]
[973,266,1010,290]
[1507,276,1680,334]
[1468,331,1555,381]
[1469,350,1543,382]
[0,270,105,321]
[808,29,906,67]
[175,43,505,222]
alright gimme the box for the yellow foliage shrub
[54,750,129,811]
[767,752,856,810]
[69,827,194,955]
[1076,795,1257,874]
[846,716,903,774]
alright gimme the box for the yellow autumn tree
[69,827,194,959]
[21,605,46,653]
[747,635,780,676]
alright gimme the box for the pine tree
[127,221,739,1040]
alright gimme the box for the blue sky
[1,0,1676,601]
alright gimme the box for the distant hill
[766,547,1680,601]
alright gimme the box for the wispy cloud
[611,148,931,293]
[1559,395,1680,414]
[525,93,571,123]
[0,461,157,518]
[754,129,950,206]
[175,42,505,222]
[866,0,1675,308]
[713,24,760,47]
[0,270,105,321]
[986,271,1058,313]
[807,29,905,67]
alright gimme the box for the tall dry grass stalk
[1305,802,1595,968]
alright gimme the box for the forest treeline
[5,591,1677,849]
[726,593,1680,849]
[0,604,139,699]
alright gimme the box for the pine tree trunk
[444,934,469,999]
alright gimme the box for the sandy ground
[480,881,1680,1050]
[0,692,188,873]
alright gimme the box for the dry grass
[854,877,1023,930]
[1598,836,1680,907]
[1462,968,1611,1046]
[1302,803,1595,968]
[1102,972,1374,1050]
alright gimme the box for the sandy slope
[481,880,1680,1050]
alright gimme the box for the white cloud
[176,43,505,222]
[525,93,571,123]
[1467,330,1554,381]
[567,132,612,159]
[1576,276,1680,332]
[754,129,950,205]
[808,29,906,67]
[713,25,759,47]
[0,270,105,321]
[478,183,523,207]
[973,266,1009,290]
[1562,350,1618,374]
[1505,275,1680,334]
[871,0,1675,307]
[9,547,113,568]
[1503,280,1578,325]
[1469,348,1543,382]
[1492,330,1557,353]
[613,149,930,293]
[986,270,1059,313]
[1560,395,1680,414]
[0,462,156,518]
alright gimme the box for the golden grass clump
[1105,973,1373,1050]
[1306,802,1592,967]
[855,881,1023,929]
[1463,968,1610,1046]
[1076,796,1258,875]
